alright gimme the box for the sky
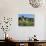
[18,14,34,18]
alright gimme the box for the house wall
[0,0,46,40]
